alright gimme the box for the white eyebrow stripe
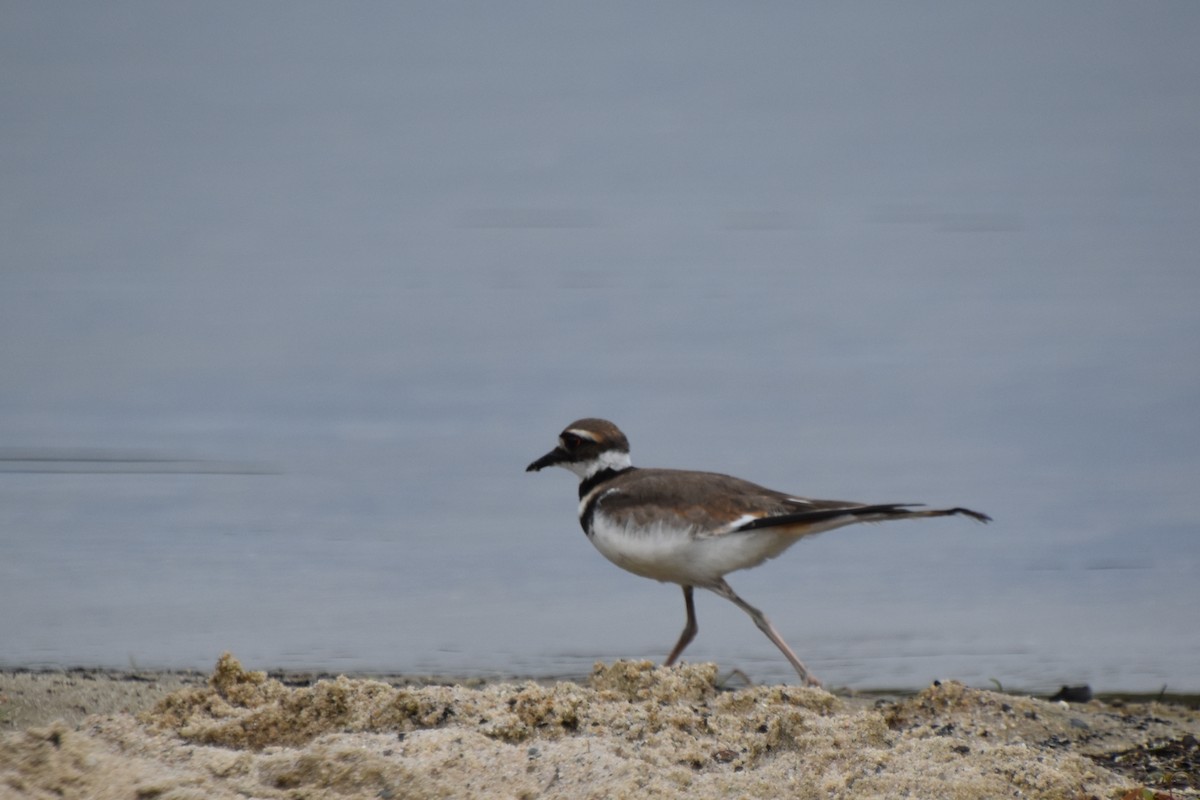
[566,428,601,442]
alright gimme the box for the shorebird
[526,418,990,686]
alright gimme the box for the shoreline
[3,665,1196,733]
[3,657,1198,798]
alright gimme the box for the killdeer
[526,418,990,686]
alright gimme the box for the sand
[1,654,1196,799]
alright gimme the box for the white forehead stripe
[566,428,602,442]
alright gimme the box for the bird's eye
[561,432,582,449]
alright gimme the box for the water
[1,3,1197,692]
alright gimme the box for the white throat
[562,449,632,481]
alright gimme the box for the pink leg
[707,578,821,687]
[664,585,698,666]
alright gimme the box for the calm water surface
[1,4,1197,691]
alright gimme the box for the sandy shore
[2,655,1197,799]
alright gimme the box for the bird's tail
[736,503,991,533]
[868,504,993,524]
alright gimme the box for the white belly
[587,513,804,586]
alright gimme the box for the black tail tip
[953,507,992,523]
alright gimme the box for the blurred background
[2,3,1197,691]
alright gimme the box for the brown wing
[593,468,990,533]
[593,468,861,532]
